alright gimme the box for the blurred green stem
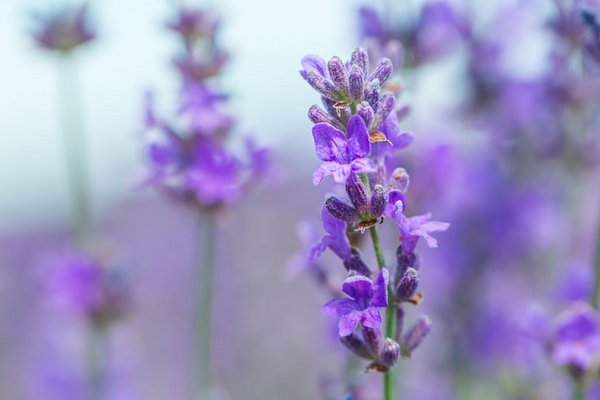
[57,53,91,243]
[196,211,216,399]
[573,381,585,400]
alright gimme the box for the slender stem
[86,322,108,400]
[195,211,216,400]
[367,216,396,400]
[57,54,92,243]
[369,227,386,271]
[572,380,585,400]
[591,213,600,308]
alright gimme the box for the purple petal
[306,237,329,264]
[342,275,373,303]
[339,311,362,336]
[312,123,348,162]
[350,158,377,175]
[322,298,358,318]
[312,161,343,185]
[361,307,383,330]
[332,164,352,183]
[371,268,389,307]
[346,115,371,158]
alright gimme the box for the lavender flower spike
[32,4,95,53]
[312,115,377,185]
[323,269,389,336]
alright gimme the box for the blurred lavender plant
[140,5,273,399]
[31,3,132,399]
[357,1,600,399]
[297,47,448,400]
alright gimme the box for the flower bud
[396,246,418,279]
[370,184,388,218]
[368,58,393,86]
[343,248,372,277]
[356,102,374,127]
[341,332,375,360]
[306,71,340,100]
[401,316,432,358]
[307,105,344,130]
[379,338,400,368]
[351,47,369,79]
[395,268,420,301]
[327,57,349,96]
[325,196,357,222]
[345,177,369,210]
[362,326,382,357]
[370,93,396,131]
[365,81,380,110]
[389,168,410,192]
[348,64,364,101]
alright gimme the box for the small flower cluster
[31,3,95,53]
[45,249,130,328]
[298,47,448,376]
[142,6,272,210]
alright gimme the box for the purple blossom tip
[395,268,420,301]
[370,184,388,218]
[379,338,401,368]
[325,196,357,222]
[322,269,389,337]
[368,58,393,87]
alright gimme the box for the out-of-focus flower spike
[401,316,432,358]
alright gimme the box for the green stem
[572,380,586,400]
[57,54,91,243]
[195,211,216,400]
[367,217,396,400]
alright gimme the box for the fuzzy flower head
[301,48,411,162]
[32,3,95,53]
[550,302,600,378]
[45,249,130,326]
[323,269,389,336]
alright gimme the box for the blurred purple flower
[32,3,95,53]
[167,7,220,44]
[323,269,389,336]
[551,302,600,377]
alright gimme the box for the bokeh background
[2,0,600,399]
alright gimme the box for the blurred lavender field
[2,0,600,399]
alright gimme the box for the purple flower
[322,269,389,336]
[308,206,352,263]
[45,249,129,324]
[32,4,95,53]
[551,302,600,376]
[312,116,376,185]
[389,201,449,252]
[185,142,244,206]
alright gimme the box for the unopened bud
[395,268,420,301]
[379,338,400,368]
[343,248,372,277]
[370,184,388,218]
[341,332,375,360]
[348,64,364,101]
[368,58,393,87]
[345,176,369,210]
[328,57,350,96]
[325,196,357,222]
